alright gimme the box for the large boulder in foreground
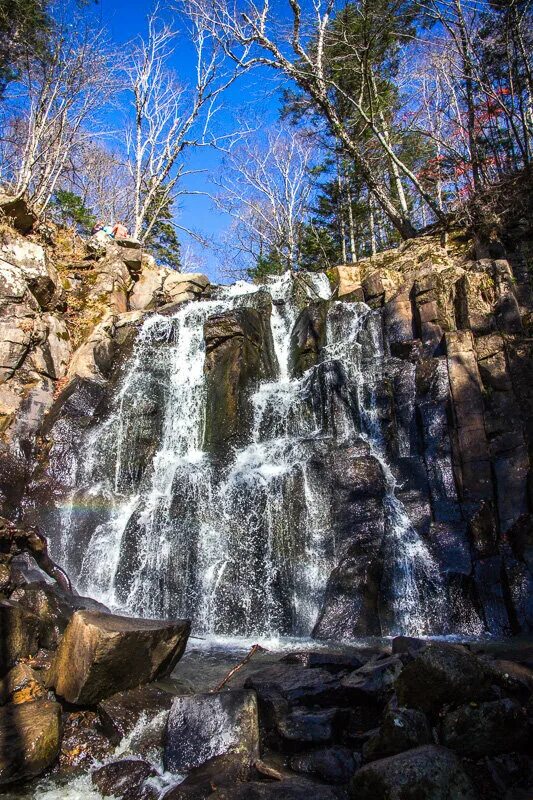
[0,699,62,784]
[165,690,259,774]
[394,643,491,713]
[47,610,190,705]
[350,745,477,800]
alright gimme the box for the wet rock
[162,753,253,799]
[350,745,477,800]
[441,698,528,757]
[0,662,45,705]
[244,664,343,706]
[10,581,109,648]
[342,655,403,702]
[165,690,259,774]
[279,651,365,673]
[57,709,113,775]
[203,306,276,457]
[395,643,492,713]
[0,698,62,784]
[91,758,158,800]
[98,683,174,751]
[289,301,328,376]
[0,599,41,672]
[47,610,190,705]
[210,778,343,800]
[362,705,432,762]
[290,746,360,784]
[277,706,339,744]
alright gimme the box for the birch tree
[182,0,448,239]
[213,127,316,271]
[2,21,112,212]
[122,5,245,242]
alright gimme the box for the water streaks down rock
[165,690,259,774]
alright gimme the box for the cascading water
[323,302,446,635]
[47,271,456,639]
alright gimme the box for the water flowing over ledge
[41,272,483,640]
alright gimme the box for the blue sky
[95,0,286,282]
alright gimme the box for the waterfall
[47,272,453,639]
[323,302,447,636]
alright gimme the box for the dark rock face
[57,710,113,776]
[98,683,174,746]
[209,778,343,800]
[162,753,253,799]
[350,745,477,800]
[441,698,528,757]
[394,643,492,713]
[362,705,432,761]
[290,746,360,784]
[0,599,41,673]
[203,306,277,457]
[289,301,329,376]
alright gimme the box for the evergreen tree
[142,190,181,270]
[51,189,95,233]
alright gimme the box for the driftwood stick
[211,643,267,693]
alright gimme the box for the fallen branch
[210,643,267,693]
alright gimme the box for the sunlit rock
[47,610,190,705]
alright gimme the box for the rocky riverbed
[0,550,532,799]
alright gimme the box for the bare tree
[182,0,449,239]
[1,19,113,212]
[213,126,316,271]
[122,5,245,242]
[67,139,133,226]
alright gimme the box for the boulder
[332,264,363,300]
[290,746,360,784]
[342,656,403,702]
[350,745,477,800]
[0,662,45,705]
[162,753,253,799]
[57,709,113,776]
[10,581,109,648]
[244,664,343,706]
[441,698,528,757]
[363,705,432,762]
[0,698,62,784]
[98,683,175,750]
[91,758,158,800]
[276,706,339,745]
[395,643,492,713]
[129,264,166,310]
[0,193,37,233]
[165,689,259,774]
[210,778,342,800]
[47,610,190,705]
